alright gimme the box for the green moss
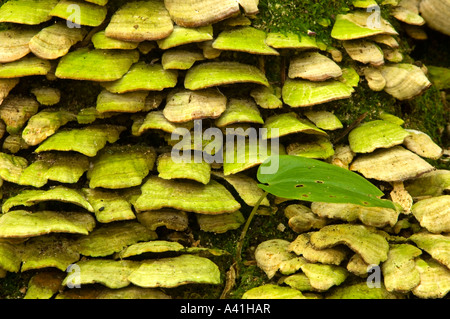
[403,86,448,145]
[229,264,268,299]
[323,82,398,128]
[252,0,353,45]
[0,271,33,299]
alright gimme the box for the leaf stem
[236,190,269,263]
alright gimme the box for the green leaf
[257,155,395,209]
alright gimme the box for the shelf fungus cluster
[249,111,449,299]
[0,0,448,299]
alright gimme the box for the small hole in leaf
[329,195,337,198]
[315,180,324,184]
[302,194,309,198]
[295,184,305,188]
[363,201,369,205]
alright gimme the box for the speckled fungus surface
[0,0,448,300]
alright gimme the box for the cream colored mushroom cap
[350,146,435,182]
[164,0,240,27]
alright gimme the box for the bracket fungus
[403,129,443,160]
[282,78,354,108]
[163,88,227,123]
[63,259,140,289]
[55,48,139,82]
[91,31,139,50]
[250,85,283,109]
[412,257,450,298]
[87,144,156,189]
[284,204,328,233]
[29,22,88,60]
[101,61,178,93]
[213,171,270,207]
[288,52,342,82]
[161,49,205,70]
[392,0,425,25]
[255,239,295,279]
[310,202,401,228]
[348,120,411,153]
[116,240,185,259]
[0,0,59,25]
[331,11,398,40]
[76,221,157,258]
[0,95,39,134]
[137,209,189,232]
[350,145,435,182]
[262,112,327,140]
[382,243,422,293]
[20,235,81,272]
[411,196,450,234]
[128,254,221,288]
[49,0,108,27]
[164,0,240,28]
[222,138,285,176]
[196,211,245,233]
[379,63,431,100]
[22,109,76,146]
[212,26,279,55]
[242,284,307,299]
[1,186,94,214]
[134,176,241,214]
[410,232,450,270]
[303,111,343,131]
[419,0,450,36]
[105,0,174,42]
[265,32,319,50]
[156,152,211,185]
[0,56,52,78]
[83,188,136,223]
[157,25,213,50]
[0,78,19,104]
[96,90,150,114]
[405,170,450,198]
[19,152,89,187]
[184,61,269,90]
[30,87,61,106]
[286,136,335,159]
[215,98,264,128]
[133,110,193,136]
[299,263,349,292]
[342,40,385,66]
[363,67,386,91]
[0,240,21,273]
[289,232,348,266]
[309,224,390,265]
[0,28,39,63]
[0,210,96,238]
[35,124,126,157]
